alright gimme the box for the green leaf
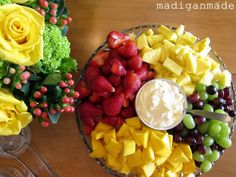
[43,73,61,85]
[20,82,31,96]
[29,73,42,82]
[61,25,68,36]
[49,112,61,124]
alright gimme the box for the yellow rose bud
[0,4,44,66]
[0,89,33,136]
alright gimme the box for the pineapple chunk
[137,33,149,50]
[163,58,183,76]
[176,25,185,36]
[217,70,232,87]
[142,48,161,65]
[181,32,197,45]
[199,72,214,86]
[133,130,149,148]
[196,57,211,75]
[105,139,122,156]
[104,129,116,144]
[126,117,142,129]
[157,25,178,42]
[129,32,137,41]
[145,29,154,35]
[182,84,196,96]
[176,73,191,87]
[165,77,177,83]
[189,74,201,83]
[123,140,136,156]
[205,56,220,70]
[194,37,210,51]
[147,35,164,47]
[184,53,197,74]
[141,162,156,177]
[152,62,171,76]
[164,39,175,58]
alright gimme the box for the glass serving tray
[75,25,236,177]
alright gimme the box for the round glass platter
[75,25,236,177]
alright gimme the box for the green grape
[208,93,218,101]
[220,123,231,137]
[183,114,195,129]
[218,82,225,90]
[209,119,221,124]
[215,109,225,114]
[197,121,211,134]
[204,147,212,157]
[187,103,193,110]
[203,104,214,112]
[216,137,232,149]
[196,83,206,92]
[200,160,213,173]
[199,92,208,101]
[193,151,205,162]
[207,150,220,162]
[211,81,219,90]
[208,123,221,138]
[203,136,214,147]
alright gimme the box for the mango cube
[165,170,178,177]
[183,159,196,174]
[105,139,122,156]
[117,123,131,138]
[155,155,168,166]
[104,129,116,144]
[167,147,189,164]
[143,146,155,162]
[120,164,131,175]
[89,139,106,158]
[126,117,142,129]
[142,48,161,65]
[133,130,149,148]
[157,25,177,42]
[141,162,156,177]
[91,130,107,140]
[127,149,144,167]
[123,140,136,156]
[163,58,183,76]
[95,122,113,131]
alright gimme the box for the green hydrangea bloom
[37,24,71,73]
[0,0,11,5]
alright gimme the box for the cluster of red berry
[2,65,30,90]
[35,0,72,26]
[30,73,79,127]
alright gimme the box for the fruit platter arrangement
[0,0,78,136]
[76,24,236,177]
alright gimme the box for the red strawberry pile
[76,31,154,134]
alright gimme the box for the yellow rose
[0,4,44,66]
[0,89,32,136]
[11,0,30,3]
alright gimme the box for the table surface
[1,0,236,177]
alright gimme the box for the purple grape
[196,135,204,144]
[194,101,204,109]
[226,98,233,105]
[213,97,225,106]
[195,161,202,167]
[211,143,219,151]
[194,116,206,125]
[185,136,197,145]
[175,122,184,131]
[173,134,182,143]
[218,89,224,98]
[224,105,232,112]
[180,128,189,137]
[187,93,200,104]
[206,85,217,95]
[214,104,224,110]
[223,87,230,98]
[189,129,198,137]
[198,144,207,154]
[229,110,236,117]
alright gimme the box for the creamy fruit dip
[135,79,187,130]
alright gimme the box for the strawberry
[75,80,91,99]
[123,99,130,108]
[123,72,141,98]
[128,54,142,70]
[107,31,130,49]
[108,75,121,87]
[78,101,103,127]
[111,58,127,76]
[101,59,111,75]
[89,92,102,103]
[114,86,123,95]
[147,71,155,79]
[101,116,117,126]
[117,41,137,58]
[135,64,148,81]
[121,106,136,118]
[84,125,94,135]
[96,92,111,98]
[102,93,125,116]
[85,66,101,84]
[89,50,109,67]
[91,76,115,93]
[116,116,124,127]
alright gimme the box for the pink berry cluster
[2,65,30,90]
[34,0,72,26]
[30,73,79,127]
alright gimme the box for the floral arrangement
[0,0,79,136]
